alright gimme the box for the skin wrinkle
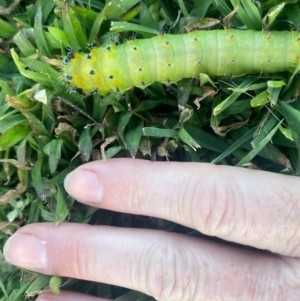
[130,236,146,292]
[205,174,229,234]
[144,235,197,301]
[173,247,193,301]
[119,166,141,212]
[285,221,300,257]
[157,239,177,300]
[178,171,200,225]
[193,165,220,234]
[213,181,230,235]
[269,187,300,255]
[282,194,300,257]
[126,238,136,291]
[188,248,202,301]
[180,247,200,301]
[200,180,215,234]
[178,249,193,301]
[164,244,178,301]
[281,257,300,294]
[193,180,211,228]
[112,160,146,212]
[227,171,246,235]
[134,166,161,214]
[248,186,262,239]
[263,257,289,301]
[263,260,286,301]
[144,238,165,299]
[248,263,266,300]
[253,192,284,246]
[71,234,88,280]
[217,170,288,252]
[55,235,78,277]
[221,171,249,239]
[214,250,281,300]
[162,171,182,218]
[182,163,215,231]
[262,184,293,240]
[162,242,185,301]
[234,256,264,300]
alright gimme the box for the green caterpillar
[62,30,300,95]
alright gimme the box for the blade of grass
[236,121,282,167]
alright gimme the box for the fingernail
[3,234,47,271]
[64,170,103,204]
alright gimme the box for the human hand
[3,158,300,301]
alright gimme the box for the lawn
[0,0,300,300]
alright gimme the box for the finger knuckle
[141,234,199,301]
[190,165,244,237]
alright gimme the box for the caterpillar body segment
[63,30,300,95]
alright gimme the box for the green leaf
[212,0,232,16]
[230,0,262,30]
[185,125,229,153]
[105,145,125,158]
[139,1,157,29]
[26,275,52,297]
[22,111,49,137]
[267,80,286,106]
[61,3,84,49]
[211,126,258,164]
[0,123,31,151]
[134,100,164,112]
[250,90,269,107]
[118,111,132,145]
[191,0,212,18]
[0,18,17,39]
[178,126,201,151]
[78,128,93,162]
[110,21,159,37]
[11,49,51,85]
[34,2,51,57]
[47,26,71,47]
[13,30,37,56]
[251,115,278,147]
[0,114,26,134]
[285,3,300,29]
[236,121,282,167]
[178,79,194,106]
[279,125,294,141]
[125,120,144,158]
[214,79,254,115]
[43,139,63,174]
[142,127,178,138]
[263,3,285,27]
[105,0,140,19]
[89,9,106,42]
[177,0,189,17]
[54,186,69,226]
[278,101,300,174]
[32,154,48,200]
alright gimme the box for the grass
[0,0,300,300]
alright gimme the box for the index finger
[64,158,300,257]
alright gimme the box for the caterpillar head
[63,48,108,95]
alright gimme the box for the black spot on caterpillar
[62,30,300,95]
